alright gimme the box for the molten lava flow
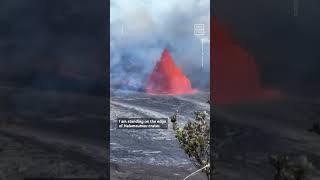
[211,17,282,104]
[146,49,196,95]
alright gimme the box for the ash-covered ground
[214,98,320,180]
[0,85,209,180]
[0,86,107,179]
[110,89,210,179]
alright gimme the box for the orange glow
[211,17,282,104]
[146,48,197,95]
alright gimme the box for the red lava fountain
[145,49,197,95]
[211,17,282,104]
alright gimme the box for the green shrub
[170,110,211,179]
[269,155,313,180]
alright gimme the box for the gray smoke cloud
[0,1,107,142]
[214,0,320,95]
[110,0,210,91]
[0,0,106,94]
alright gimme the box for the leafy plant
[269,155,313,180]
[170,110,211,179]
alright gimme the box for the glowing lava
[146,49,196,95]
[211,17,282,104]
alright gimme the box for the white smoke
[110,0,210,90]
